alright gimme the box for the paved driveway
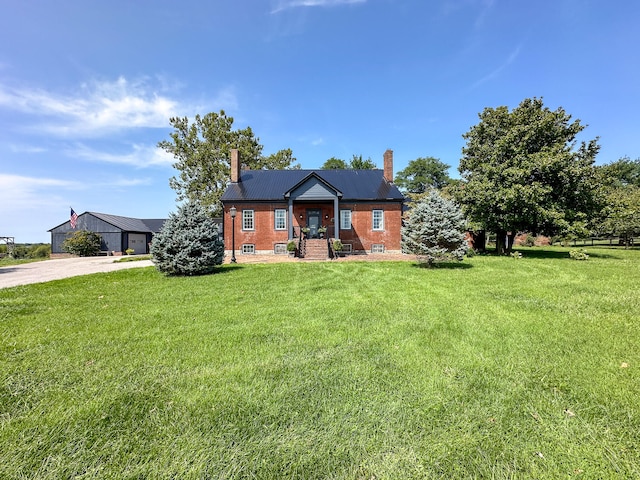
[0,256,154,289]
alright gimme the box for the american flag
[70,208,78,229]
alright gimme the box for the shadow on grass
[156,265,243,277]
[410,261,473,270]
[481,248,617,260]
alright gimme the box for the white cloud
[0,76,238,137]
[8,143,47,153]
[0,174,78,208]
[271,0,365,14]
[467,44,522,91]
[0,173,153,206]
[68,143,175,168]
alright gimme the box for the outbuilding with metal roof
[49,212,167,256]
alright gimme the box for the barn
[49,212,166,256]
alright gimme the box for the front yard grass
[1,248,639,478]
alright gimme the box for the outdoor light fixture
[229,206,237,263]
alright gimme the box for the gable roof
[221,169,404,202]
[284,171,343,199]
[48,212,166,232]
[88,212,159,232]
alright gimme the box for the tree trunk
[496,230,507,255]
[471,230,486,252]
[506,232,516,255]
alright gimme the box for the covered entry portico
[284,172,342,241]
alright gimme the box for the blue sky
[1,0,639,243]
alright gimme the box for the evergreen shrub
[401,190,467,267]
[151,202,224,276]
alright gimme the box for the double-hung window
[242,209,254,230]
[274,209,287,230]
[340,209,352,230]
[372,209,384,231]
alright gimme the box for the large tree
[320,154,377,170]
[596,157,640,247]
[601,186,640,247]
[321,157,348,169]
[158,110,297,215]
[456,97,601,254]
[599,156,640,188]
[395,157,452,194]
[349,154,376,169]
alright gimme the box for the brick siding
[224,202,403,255]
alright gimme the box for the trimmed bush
[569,249,589,261]
[63,230,102,256]
[151,202,224,276]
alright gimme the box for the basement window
[242,244,255,254]
[371,244,385,253]
[274,243,287,254]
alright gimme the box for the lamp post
[229,206,237,263]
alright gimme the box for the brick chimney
[230,148,241,183]
[383,149,394,182]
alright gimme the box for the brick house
[220,149,405,258]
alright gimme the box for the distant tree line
[0,243,50,259]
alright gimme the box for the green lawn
[1,248,639,479]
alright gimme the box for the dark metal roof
[87,212,166,232]
[48,212,166,233]
[141,218,168,232]
[221,169,404,202]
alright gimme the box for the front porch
[285,171,342,242]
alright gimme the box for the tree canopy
[596,157,640,247]
[321,157,348,169]
[349,154,376,169]
[395,157,452,194]
[158,110,298,215]
[455,97,601,254]
[320,154,376,170]
[599,156,640,188]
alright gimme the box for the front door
[307,209,321,238]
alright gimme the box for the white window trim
[242,209,254,231]
[372,209,384,231]
[274,209,287,230]
[242,244,255,254]
[340,209,352,230]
